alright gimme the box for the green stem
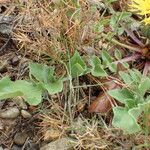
[101,33,141,52]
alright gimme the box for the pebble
[0,107,20,119]
[0,146,3,150]
[10,56,20,66]
[14,98,27,109]
[21,110,32,118]
[14,132,28,146]
[40,138,76,150]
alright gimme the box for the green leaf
[101,50,116,72]
[0,77,23,99]
[101,50,112,66]
[125,99,138,109]
[138,77,150,96]
[108,88,134,104]
[69,51,87,77]
[129,69,141,83]
[128,107,143,120]
[119,71,133,84]
[43,80,63,95]
[112,107,141,133]
[108,63,117,72]
[114,49,122,60]
[90,55,107,77]
[13,80,43,105]
[29,62,55,83]
[0,77,43,105]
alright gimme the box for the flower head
[130,0,150,24]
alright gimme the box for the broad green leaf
[90,55,107,77]
[101,50,112,66]
[71,63,86,77]
[114,49,122,60]
[14,80,43,105]
[69,51,87,77]
[129,107,143,120]
[0,77,43,105]
[29,62,55,83]
[112,107,141,133]
[101,50,117,72]
[138,78,150,96]
[108,63,117,72]
[43,80,63,95]
[0,77,23,99]
[119,71,133,84]
[125,99,138,109]
[129,69,141,83]
[108,88,134,104]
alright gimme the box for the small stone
[14,132,28,146]
[21,110,32,118]
[0,107,20,119]
[0,146,3,150]
[51,94,58,99]
[11,56,20,66]
[40,138,76,150]
[11,145,21,150]
[14,98,27,109]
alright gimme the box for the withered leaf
[88,80,119,113]
[88,92,113,113]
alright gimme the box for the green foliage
[90,55,107,77]
[108,70,150,134]
[110,12,132,35]
[0,50,115,106]
[0,77,42,105]
[69,51,87,77]
[101,50,117,72]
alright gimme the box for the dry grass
[1,0,149,149]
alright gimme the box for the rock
[10,56,20,66]
[0,107,20,119]
[0,146,3,150]
[0,15,13,35]
[40,138,76,150]
[21,110,32,118]
[13,98,27,109]
[11,145,21,150]
[14,132,28,146]
[43,129,61,141]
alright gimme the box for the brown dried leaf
[88,92,113,113]
[88,80,119,113]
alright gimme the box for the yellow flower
[130,0,150,24]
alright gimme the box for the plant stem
[101,33,141,52]
[113,54,141,64]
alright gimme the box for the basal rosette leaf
[108,88,134,104]
[112,107,141,133]
[138,77,150,96]
[0,77,43,105]
[29,62,55,83]
[0,77,23,99]
[43,79,63,95]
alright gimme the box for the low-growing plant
[108,69,150,134]
[0,50,116,105]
